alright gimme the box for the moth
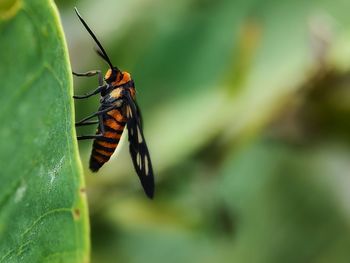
[73,8,154,198]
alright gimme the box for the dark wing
[124,92,154,198]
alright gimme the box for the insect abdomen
[89,110,126,172]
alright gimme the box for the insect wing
[125,93,154,198]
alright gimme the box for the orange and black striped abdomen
[89,109,127,172]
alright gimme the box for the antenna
[74,7,116,70]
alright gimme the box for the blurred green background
[57,0,350,262]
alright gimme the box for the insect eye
[112,73,117,81]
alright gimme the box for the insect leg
[73,70,103,86]
[73,84,106,99]
[75,120,98,127]
[75,105,115,126]
[76,115,106,140]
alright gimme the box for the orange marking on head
[112,71,131,86]
[105,69,112,80]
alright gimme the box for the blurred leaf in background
[58,0,350,262]
[0,0,89,262]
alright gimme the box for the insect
[73,8,154,198]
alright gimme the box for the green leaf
[0,0,89,262]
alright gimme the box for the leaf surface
[0,0,89,262]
